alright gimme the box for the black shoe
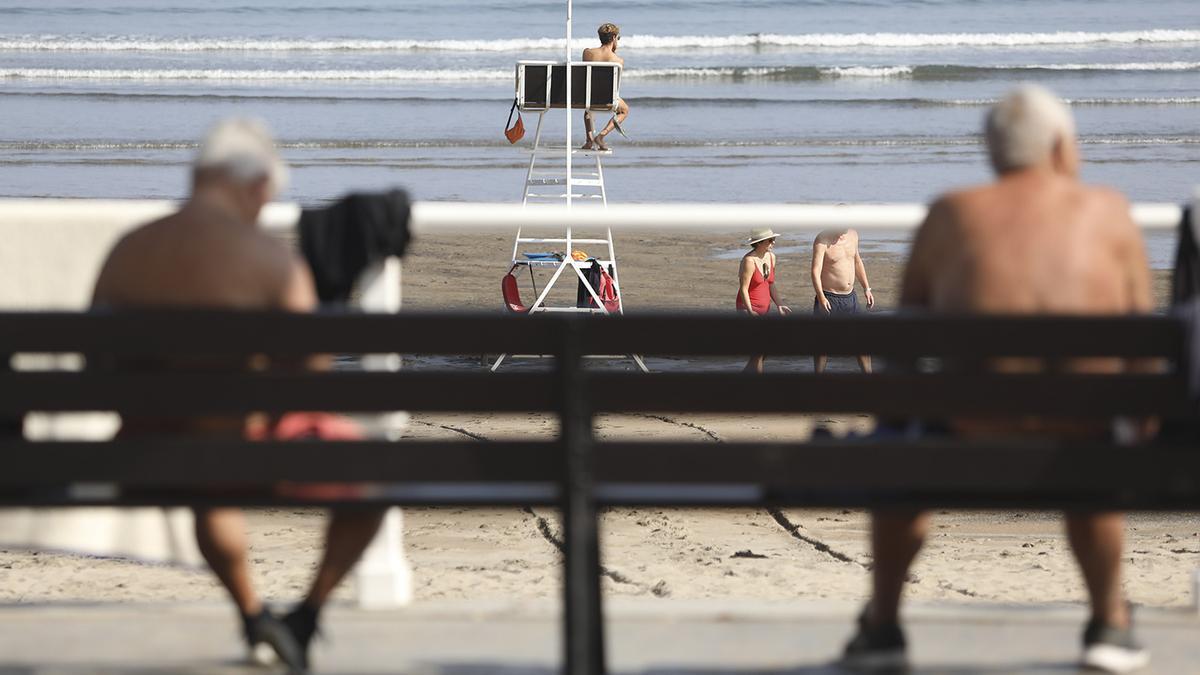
[1082,615,1150,673]
[243,610,305,671]
[281,603,321,673]
[840,607,908,672]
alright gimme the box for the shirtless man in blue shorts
[810,228,874,372]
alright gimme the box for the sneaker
[1082,617,1150,673]
[841,607,908,672]
[281,603,321,673]
[243,610,305,671]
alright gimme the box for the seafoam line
[4,62,1198,83]
[3,135,1196,154]
[1,29,1197,52]
[3,90,1198,109]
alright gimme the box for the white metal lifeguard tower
[491,5,647,372]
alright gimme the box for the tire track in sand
[520,506,666,596]
[412,417,650,593]
[630,414,863,567]
[410,419,488,442]
[634,414,981,597]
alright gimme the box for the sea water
[1,0,1197,212]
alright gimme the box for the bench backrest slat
[0,313,1181,358]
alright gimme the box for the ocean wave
[0,68,511,81]
[3,89,1196,109]
[821,66,915,78]
[637,62,1200,80]
[2,29,1199,52]
[7,135,1196,153]
[4,62,1199,83]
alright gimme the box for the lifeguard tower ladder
[491,59,648,372]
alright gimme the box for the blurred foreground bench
[0,310,1196,675]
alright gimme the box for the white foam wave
[948,97,1200,106]
[1023,61,1200,71]
[821,66,914,78]
[747,29,1200,48]
[0,68,510,81]
[2,29,1199,52]
[1068,96,1200,105]
[4,62,1198,84]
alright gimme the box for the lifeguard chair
[491,58,648,372]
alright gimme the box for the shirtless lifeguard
[581,22,629,152]
[810,228,874,372]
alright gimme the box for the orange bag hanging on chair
[504,98,525,144]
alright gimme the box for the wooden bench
[0,310,1196,675]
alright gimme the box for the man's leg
[582,112,595,150]
[745,355,765,374]
[869,510,930,625]
[595,99,629,149]
[843,510,929,665]
[305,508,387,607]
[194,507,260,615]
[1065,511,1129,626]
[814,355,828,373]
[283,507,387,663]
[857,354,873,373]
[196,508,305,666]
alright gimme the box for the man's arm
[279,255,331,371]
[1106,191,1159,440]
[281,257,318,313]
[811,239,831,313]
[851,232,874,309]
[1111,193,1154,350]
[900,200,949,309]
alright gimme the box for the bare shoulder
[1082,184,1140,243]
[912,192,968,252]
[936,184,989,212]
[1083,184,1132,212]
[582,46,599,61]
[91,216,169,305]
[926,187,986,232]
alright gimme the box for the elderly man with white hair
[841,85,1154,673]
[92,118,384,672]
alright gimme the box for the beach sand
[0,231,1189,610]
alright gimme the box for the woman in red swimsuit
[736,227,791,373]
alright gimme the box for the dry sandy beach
[0,230,1192,612]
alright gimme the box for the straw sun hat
[746,227,780,246]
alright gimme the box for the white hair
[985,85,1075,173]
[194,117,289,196]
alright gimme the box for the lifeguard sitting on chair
[582,22,629,152]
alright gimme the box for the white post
[565,0,573,211]
[354,257,414,609]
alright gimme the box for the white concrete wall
[0,200,298,310]
[0,197,1184,309]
